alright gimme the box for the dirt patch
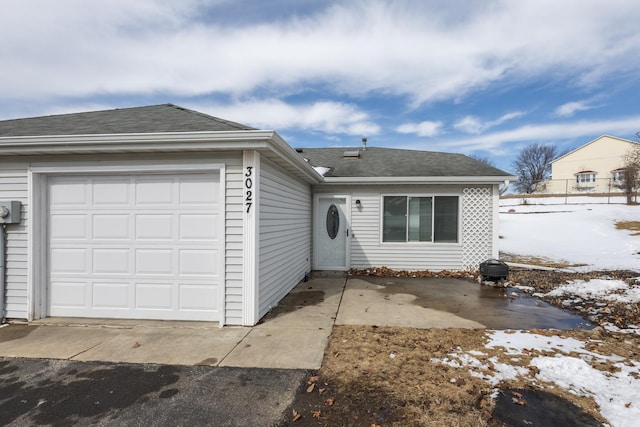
[615,220,640,236]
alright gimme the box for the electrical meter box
[0,201,21,224]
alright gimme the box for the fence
[503,177,637,205]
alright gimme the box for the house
[545,135,638,194]
[0,104,515,326]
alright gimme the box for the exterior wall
[257,157,312,318]
[0,152,244,325]
[0,162,29,319]
[547,136,636,193]
[313,184,494,271]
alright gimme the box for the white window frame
[576,172,597,187]
[379,194,461,245]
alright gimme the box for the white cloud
[395,121,443,137]
[1,1,639,105]
[554,101,593,117]
[400,116,640,154]
[189,99,380,136]
[454,112,524,134]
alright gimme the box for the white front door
[47,173,223,321]
[314,196,349,270]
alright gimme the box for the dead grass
[285,327,639,426]
[284,269,640,426]
[615,221,640,236]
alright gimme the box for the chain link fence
[503,178,637,205]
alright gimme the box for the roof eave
[321,176,518,185]
[0,130,323,184]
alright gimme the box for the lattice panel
[462,187,493,269]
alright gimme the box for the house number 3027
[244,166,253,213]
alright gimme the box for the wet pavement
[358,276,593,330]
[0,357,306,427]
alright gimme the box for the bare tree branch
[511,143,558,193]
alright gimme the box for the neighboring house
[0,104,514,326]
[545,135,638,194]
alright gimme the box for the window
[576,172,596,184]
[383,196,458,243]
[612,170,625,182]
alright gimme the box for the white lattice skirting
[462,187,492,270]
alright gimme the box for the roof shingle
[299,147,512,177]
[0,104,255,137]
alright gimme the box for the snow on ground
[499,198,640,271]
[432,330,640,427]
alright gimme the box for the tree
[622,138,640,204]
[469,154,496,167]
[511,143,559,194]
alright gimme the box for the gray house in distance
[0,104,514,326]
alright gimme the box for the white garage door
[47,173,222,321]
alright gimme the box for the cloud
[427,116,640,153]
[190,99,380,136]
[454,112,524,134]
[1,1,639,106]
[395,121,443,137]
[554,101,593,117]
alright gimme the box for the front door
[314,196,349,270]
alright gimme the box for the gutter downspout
[499,179,511,195]
[0,225,5,324]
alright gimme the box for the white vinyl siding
[222,157,244,325]
[0,163,29,319]
[2,153,246,324]
[258,158,311,318]
[314,184,494,271]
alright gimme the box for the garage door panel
[135,214,174,240]
[93,180,130,205]
[48,173,222,321]
[49,181,88,206]
[92,283,129,309]
[50,215,88,239]
[50,282,86,308]
[135,249,174,275]
[93,215,130,239]
[135,180,174,205]
[179,284,217,310]
[135,283,173,310]
[50,249,88,273]
[179,249,218,275]
[179,214,218,240]
[179,176,219,204]
[92,249,129,274]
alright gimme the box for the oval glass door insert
[326,204,340,239]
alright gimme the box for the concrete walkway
[0,274,347,370]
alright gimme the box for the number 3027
[245,166,253,213]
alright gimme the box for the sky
[2,0,640,172]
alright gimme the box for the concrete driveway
[0,273,590,369]
[0,273,592,426]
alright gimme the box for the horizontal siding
[258,158,311,318]
[1,153,246,324]
[315,185,469,271]
[0,162,29,319]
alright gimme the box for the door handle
[346,229,349,237]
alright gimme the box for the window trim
[379,193,461,245]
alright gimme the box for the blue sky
[2,0,639,172]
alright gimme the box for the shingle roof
[0,104,255,137]
[299,147,512,177]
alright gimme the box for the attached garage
[47,173,223,321]
[0,104,321,326]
